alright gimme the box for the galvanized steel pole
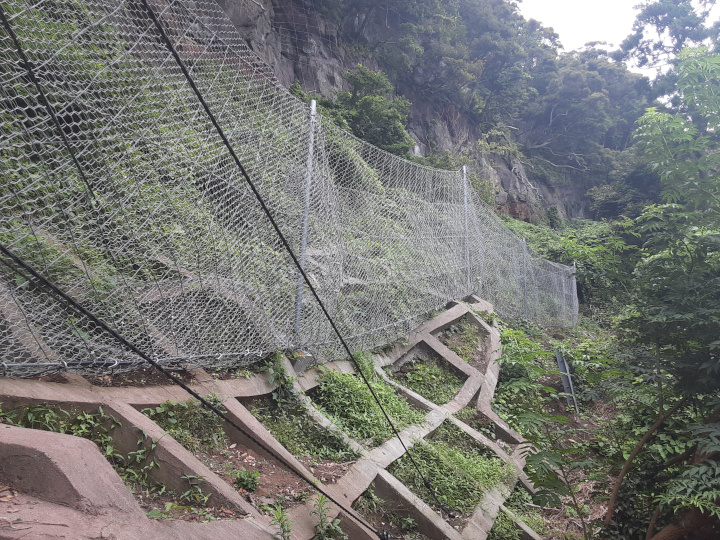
[294,100,317,336]
[463,166,471,292]
[522,237,528,319]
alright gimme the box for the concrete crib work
[0,296,542,540]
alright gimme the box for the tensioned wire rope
[0,4,381,536]
[136,0,454,517]
[0,0,455,527]
[0,244,383,536]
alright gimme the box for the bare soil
[360,509,433,540]
[198,443,312,511]
[85,367,194,387]
[298,457,354,485]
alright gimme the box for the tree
[518,49,650,185]
[605,48,720,539]
[336,65,415,156]
[614,0,720,70]
[292,65,415,156]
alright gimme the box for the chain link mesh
[0,0,577,378]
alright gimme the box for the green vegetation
[389,421,514,515]
[0,402,215,518]
[441,315,482,363]
[312,494,349,540]
[354,484,423,537]
[269,503,293,540]
[0,403,156,487]
[390,354,465,404]
[142,396,227,452]
[251,354,359,462]
[291,64,414,157]
[311,356,424,446]
[493,327,556,436]
[488,487,545,540]
[250,398,357,461]
[231,467,260,492]
[4,1,720,537]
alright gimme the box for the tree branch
[604,396,690,526]
[645,505,662,540]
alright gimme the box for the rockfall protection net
[0,0,578,378]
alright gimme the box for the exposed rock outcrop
[216,0,589,222]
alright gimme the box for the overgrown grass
[493,327,555,435]
[443,315,481,362]
[311,357,424,446]
[250,398,357,461]
[391,354,465,404]
[142,396,227,452]
[388,422,514,515]
[488,486,546,540]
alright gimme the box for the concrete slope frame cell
[0,298,540,539]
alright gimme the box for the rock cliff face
[216,0,589,222]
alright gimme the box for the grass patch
[388,422,514,515]
[311,357,424,447]
[354,484,429,540]
[142,396,227,452]
[390,353,465,404]
[442,315,481,362]
[249,397,357,461]
[454,406,496,438]
[488,486,546,540]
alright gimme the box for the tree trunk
[649,508,717,540]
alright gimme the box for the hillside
[216,0,654,222]
[1,1,719,539]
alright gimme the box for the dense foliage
[307,0,655,188]
[491,45,720,540]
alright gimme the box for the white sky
[516,0,639,51]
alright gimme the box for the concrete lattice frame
[0,297,542,540]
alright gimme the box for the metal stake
[294,100,317,336]
[462,166,471,292]
[522,238,528,319]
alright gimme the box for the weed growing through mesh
[390,353,465,404]
[388,422,514,516]
[311,356,424,447]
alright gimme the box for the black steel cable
[0,5,166,362]
[1,0,447,523]
[0,242,379,536]
[138,0,450,515]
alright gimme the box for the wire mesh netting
[0,0,578,378]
